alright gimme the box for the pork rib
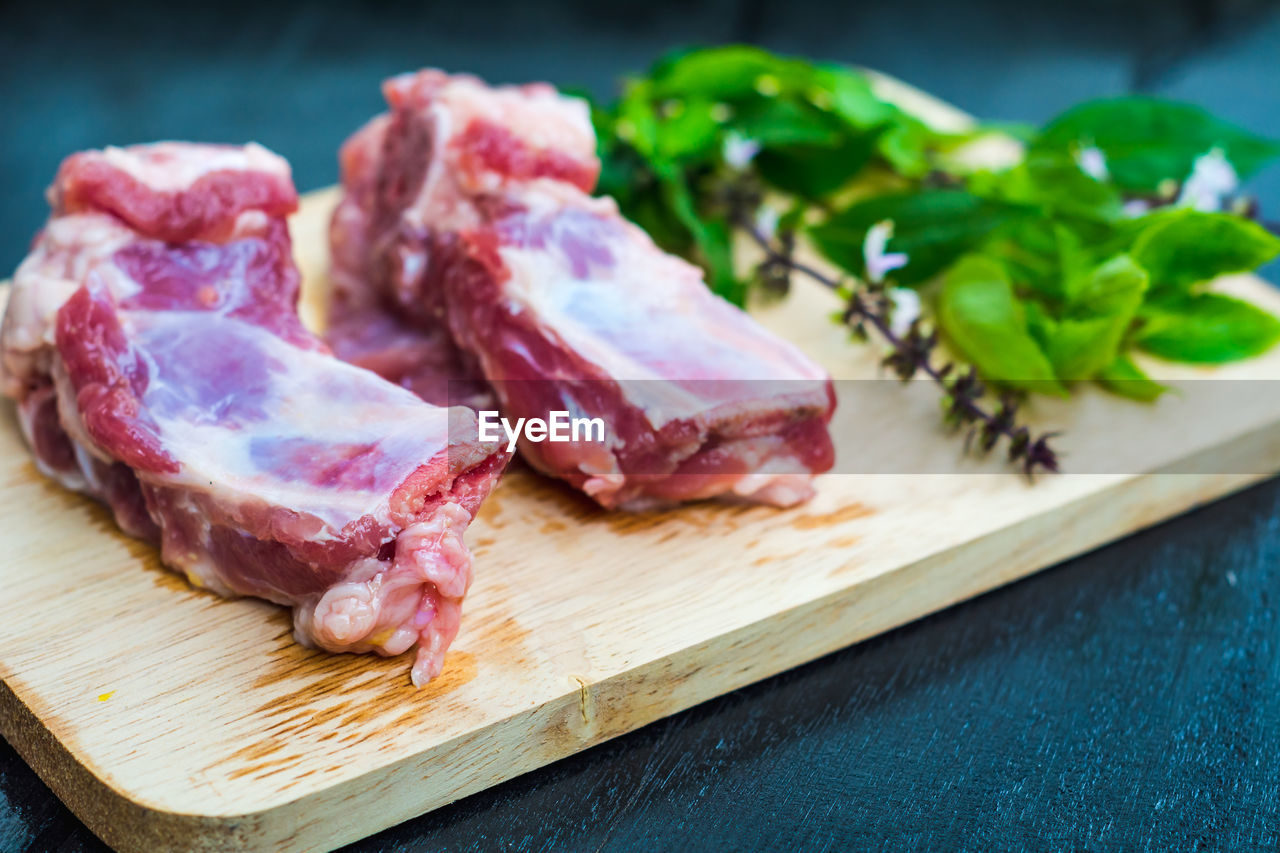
[330,71,836,510]
[1,142,508,684]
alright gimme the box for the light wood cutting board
[4,78,1280,852]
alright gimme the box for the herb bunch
[740,214,1061,474]
[588,45,1280,473]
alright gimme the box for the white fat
[98,142,290,191]
[1,214,136,379]
[436,76,595,168]
[494,191,829,427]
[131,311,456,534]
[403,74,595,225]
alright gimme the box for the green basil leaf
[1131,209,1280,291]
[1054,225,1094,301]
[616,82,661,159]
[731,97,843,148]
[1027,154,1125,222]
[810,190,1028,285]
[648,46,812,101]
[755,130,878,199]
[811,66,898,128]
[1044,255,1148,379]
[1136,292,1280,363]
[655,98,723,161]
[972,152,1124,223]
[594,133,641,204]
[1097,354,1168,402]
[619,182,694,258]
[1044,317,1126,380]
[1033,97,1280,191]
[657,169,743,304]
[1022,299,1058,352]
[1070,253,1149,316]
[811,66,935,175]
[875,117,934,177]
[938,256,1065,393]
[984,217,1066,300]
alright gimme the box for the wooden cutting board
[4,78,1280,853]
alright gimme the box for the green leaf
[616,82,661,159]
[1071,253,1150,316]
[812,66,938,176]
[1043,255,1148,380]
[654,97,723,161]
[617,182,694,258]
[1023,299,1058,353]
[1130,209,1280,292]
[1054,225,1093,300]
[1027,154,1125,222]
[1045,318,1123,380]
[875,117,934,177]
[813,65,944,175]
[937,256,1065,393]
[755,130,878,199]
[656,168,743,304]
[811,66,897,128]
[810,190,1028,285]
[648,46,813,101]
[728,88,880,199]
[1136,292,1280,363]
[984,217,1067,299]
[594,135,643,206]
[1097,354,1168,402]
[971,152,1124,223]
[731,97,842,148]
[1033,97,1280,191]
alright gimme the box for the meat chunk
[50,142,299,243]
[330,71,836,510]
[327,113,494,410]
[1,143,508,684]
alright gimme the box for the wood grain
[3,81,1280,852]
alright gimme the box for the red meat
[330,71,836,509]
[1,142,508,684]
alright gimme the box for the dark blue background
[2,1,1279,849]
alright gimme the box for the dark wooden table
[2,0,1279,849]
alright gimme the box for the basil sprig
[590,45,1280,416]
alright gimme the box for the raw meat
[330,71,837,509]
[1,142,508,684]
[326,307,493,410]
[327,114,493,410]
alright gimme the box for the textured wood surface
[4,88,1280,853]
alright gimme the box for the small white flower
[723,131,761,170]
[1122,199,1151,218]
[755,204,780,239]
[863,220,908,284]
[1075,145,1110,181]
[888,287,922,337]
[1177,147,1238,212]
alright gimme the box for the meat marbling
[1,142,509,684]
[329,70,837,510]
